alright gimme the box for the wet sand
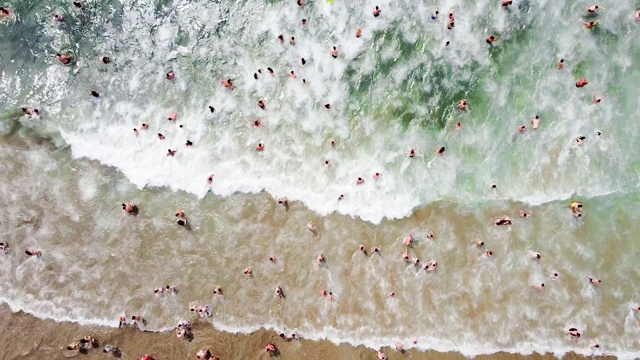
[0,304,612,360]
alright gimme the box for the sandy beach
[0,304,613,360]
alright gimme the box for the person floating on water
[576,78,588,88]
[587,5,604,13]
[0,6,12,16]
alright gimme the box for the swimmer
[413,257,420,266]
[373,172,382,179]
[274,286,285,298]
[166,71,175,80]
[25,250,42,257]
[141,123,149,130]
[557,58,565,69]
[427,230,435,239]
[254,119,261,127]
[278,34,284,43]
[302,18,307,25]
[517,125,526,132]
[475,240,485,246]
[534,283,545,290]
[278,197,288,206]
[593,93,607,104]
[330,139,336,147]
[570,201,583,217]
[408,149,416,157]
[494,216,512,226]
[324,160,330,168]
[491,184,497,189]
[290,70,296,78]
[372,246,381,254]
[307,221,318,234]
[356,27,362,38]
[196,348,212,359]
[437,146,446,155]
[186,140,193,146]
[402,248,409,260]
[290,36,296,45]
[356,177,365,185]
[56,53,72,64]
[404,234,414,247]
[0,242,7,251]
[269,256,277,262]
[424,261,438,271]
[22,108,40,117]
[158,133,165,140]
[338,194,345,200]
[297,0,304,6]
[168,112,177,121]
[567,328,581,338]
[587,5,604,13]
[519,209,531,218]
[388,292,395,297]
[254,72,259,79]
[265,343,277,353]
[636,10,640,21]
[575,136,586,145]
[358,244,368,255]
[175,210,187,226]
[324,103,331,109]
[268,67,274,76]
[550,271,559,279]
[0,7,10,16]
[445,40,450,47]
[580,19,599,29]
[301,58,306,65]
[213,286,223,295]
[122,202,136,214]
[486,35,499,44]
[52,14,65,22]
[331,46,338,58]
[90,90,100,98]
[455,122,461,130]
[73,1,83,9]
[221,79,235,90]
[206,175,214,185]
[531,252,541,260]
[258,100,265,110]
[317,253,325,264]
[502,0,513,7]
[101,56,110,64]
[576,78,588,87]
[457,99,468,110]
[449,12,455,21]
[486,250,494,257]
[589,277,601,286]
[373,6,381,17]
[256,143,265,151]
[377,351,387,360]
[244,268,252,275]
[431,10,439,20]
[532,115,540,129]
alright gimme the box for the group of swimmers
[7,0,640,358]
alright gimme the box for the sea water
[1,0,640,358]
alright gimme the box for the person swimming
[494,216,512,226]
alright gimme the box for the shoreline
[0,304,613,360]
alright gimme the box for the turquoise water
[2,0,640,358]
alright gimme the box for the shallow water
[2,0,640,358]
